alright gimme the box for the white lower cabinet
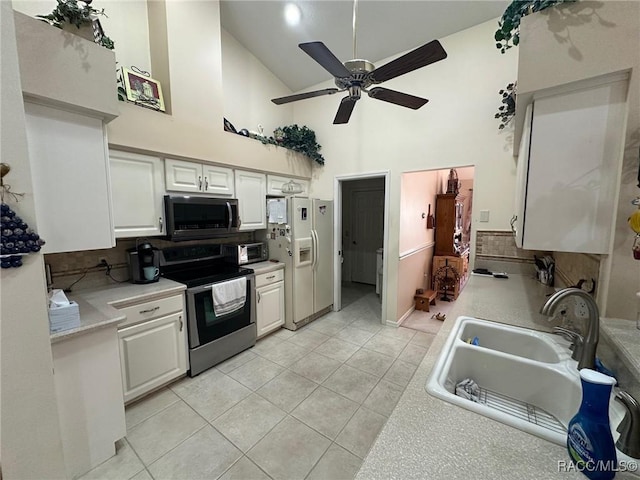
[256,270,285,338]
[235,170,267,230]
[51,326,125,479]
[116,295,187,403]
[110,150,165,238]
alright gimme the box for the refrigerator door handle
[311,230,318,270]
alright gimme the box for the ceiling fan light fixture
[284,3,301,26]
[270,0,447,124]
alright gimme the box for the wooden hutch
[432,193,469,300]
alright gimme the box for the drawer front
[255,268,284,288]
[117,294,184,328]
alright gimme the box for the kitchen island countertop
[357,274,640,479]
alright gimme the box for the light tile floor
[401,296,457,334]
[80,284,440,480]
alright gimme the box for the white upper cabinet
[202,164,235,196]
[514,75,628,254]
[235,170,267,231]
[110,151,165,238]
[266,174,310,197]
[165,158,234,196]
[24,102,114,253]
[165,158,201,193]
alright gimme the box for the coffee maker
[127,239,160,284]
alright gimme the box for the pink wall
[397,170,440,319]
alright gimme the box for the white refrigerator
[267,197,333,329]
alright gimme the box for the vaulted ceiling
[220,1,510,92]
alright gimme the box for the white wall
[221,28,294,137]
[298,18,518,322]
[1,1,67,477]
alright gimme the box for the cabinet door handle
[179,315,183,331]
[204,177,209,190]
[159,217,163,231]
[510,215,517,233]
[266,275,275,280]
[257,292,261,303]
[140,306,160,314]
[198,176,203,190]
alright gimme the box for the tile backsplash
[553,251,601,290]
[45,233,255,291]
[474,230,549,275]
[474,230,601,294]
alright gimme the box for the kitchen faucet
[540,287,599,370]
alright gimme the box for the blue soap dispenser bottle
[567,369,617,480]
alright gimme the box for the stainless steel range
[160,244,256,377]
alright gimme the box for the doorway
[398,166,475,334]
[334,172,389,325]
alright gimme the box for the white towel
[211,277,246,316]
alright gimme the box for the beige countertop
[248,260,285,275]
[50,278,186,343]
[357,274,640,479]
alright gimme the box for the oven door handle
[226,201,232,231]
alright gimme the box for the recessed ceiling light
[284,3,301,26]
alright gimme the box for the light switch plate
[479,210,490,222]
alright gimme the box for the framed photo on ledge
[121,67,165,112]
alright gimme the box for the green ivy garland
[37,0,115,50]
[256,125,325,166]
[495,0,575,53]
[495,82,516,130]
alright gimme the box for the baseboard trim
[395,305,415,326]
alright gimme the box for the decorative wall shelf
[13,12,119,122]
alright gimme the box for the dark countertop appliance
[127,239,160,284]
[164,195,240,241]
[160,243,256,377]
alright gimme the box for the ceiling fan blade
[272,88,340,105]
[299,42,352,78]
[333,97,358,124]
[370,40,447,83]
[368,87,429,109]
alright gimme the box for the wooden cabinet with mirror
[434,193,465,256]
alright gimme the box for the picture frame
[91,18,104,44]
[121,67,165,112]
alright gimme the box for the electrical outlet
[98,257,109,267]
[573,297,589,319]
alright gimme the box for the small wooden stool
[414,290,437,312]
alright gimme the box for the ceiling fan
[271,0,448,124]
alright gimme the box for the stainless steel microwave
[164,195,240,241]
[222,242,268,265]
